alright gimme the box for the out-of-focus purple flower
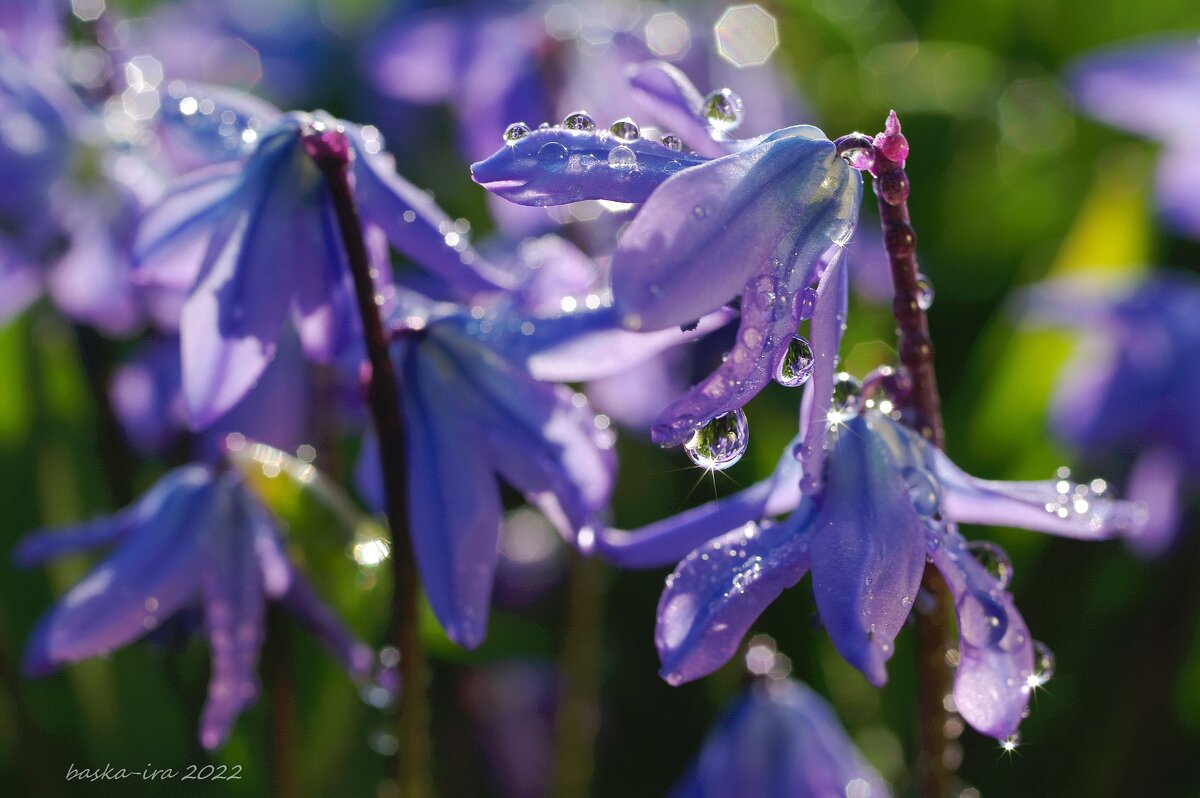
[0,51,153,335]
[462,661,557,798]
[110,330,314,460]
[134,86,510,427]
[1068,38,1200,237]
[0,0,62,64]
[15,463,374,750]
[600,405,1145,739]
[1033,271,1200,553]
[671,678,890,798]
[473,68,860,454]
[356,313,618,648]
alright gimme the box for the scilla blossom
[473,63,860,457]
[134,84,512,428]
[16,463,374,749]
[600,401,1145,739]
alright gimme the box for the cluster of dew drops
[500,87,747,175]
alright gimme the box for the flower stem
[548,552,606,798]
[306,127,431,798]
[841,115,958,797]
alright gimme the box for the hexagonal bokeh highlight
[644,12,690,59]
[714,4,779,67]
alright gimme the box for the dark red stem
[305,124,431,798]
[839,116,958,797]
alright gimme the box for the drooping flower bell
[599,400,1145,739]
[15,463,374,750]
[472,63,861,459]
[672,675,891,798]
[134,84,513,428]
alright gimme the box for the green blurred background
[2,0,1199,795]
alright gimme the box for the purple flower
[0,51,153,335]
[134,86,510,427]
[109,330,318,460]
[356,312,618,647]
[1068,37,1200,237]
[473,69,860,453]
[599,405,1145,739]
[1034,272,1200,553]
[672,678,890,798]
[15,463,374,750]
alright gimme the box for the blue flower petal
[197,474,269,750]
[798,251,849,491]
[179,128,306,427]
[133,161,243,292]
[612,126,858,332]
[808,413,926,687]
[21,466,216,677]
[934,444,1146,539]
[656,509,814,685]
[930,527,1034,740]
[670,679,891,798]
[470,125,709,206]
[399,338,504,649]
[423,324,615,536]
[14,464,211,566]
[350,132,513,295]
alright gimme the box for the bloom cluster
[2,2,1189,793]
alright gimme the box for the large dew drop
[607,145,637,170]
[703,88,744,132]
[562,111,595,131]
[829,373,862,420]
[609,117,640,142]
[966,540,1013,589]
[775,336,814,387]
[660,133,683,151]
[503,122,530,144]
[684,409,749,470]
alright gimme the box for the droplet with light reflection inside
[703,88,745,132]
[684,409,749,470]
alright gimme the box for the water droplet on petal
[966,540,1013,589]
[794,287,818,320]
[607,145,637,170]
[684,409,749,470]
[916,273,935,310]
[562,111,595,131]
[958,590,1008,647]
[902,467,942,518]
[503,122,530,143]
[660,133,682,151]
[1031,640,1055,684]
[609,117,640,142]
[829,373,862,419]
[703,88,744,132]
[775,336,814,387]
[538,141,568,164]
[664,159,683,172]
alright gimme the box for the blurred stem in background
[549,553,606,798]
[266,607,298,798]
[841,118,958,797]
[306,129,431,798]
[70,325,135,506]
